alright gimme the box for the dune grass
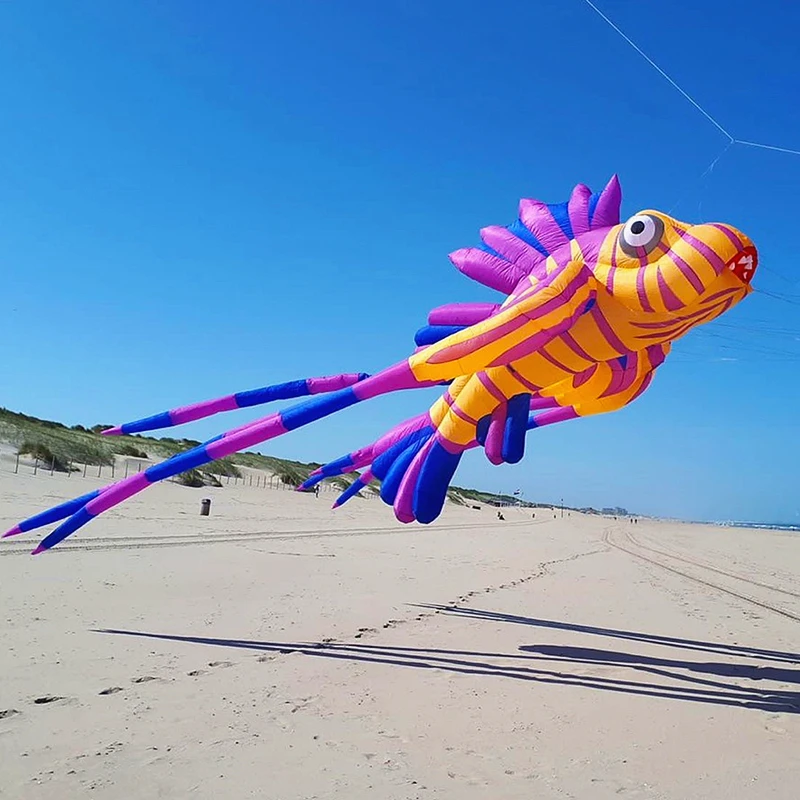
[0,406,569,510]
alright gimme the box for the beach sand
[1,468,799,799]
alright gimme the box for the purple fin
[479,226,545,272]
[590,174,622,229]
[518,199,572,254]
[448,248,526,294]
[567,184,592,236]
[427,302,499,326]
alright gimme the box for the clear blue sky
[1,0,799,524]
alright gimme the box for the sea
[713,521,800,533]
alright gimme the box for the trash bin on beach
[200,498,212,516]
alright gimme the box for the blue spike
[146,446,213,482]
[502,394,531,464]
[413,442,462,524]
[121,412,172,435]
[234,379,310,407]
[618,354,629,369]
[372,427,432,481]
[414,324,467,347]
[336,477,369,506]
[299,473,325,491]
[17,489,101,533]
[320,454,355,477]
[508,218,549,257]
[36,506,96,553]
[380,435,432,505]
[477,242,505,259]
[476,415,490,446]
[281,388,360,431]
[588,191,601,225]
[547,201,575,241]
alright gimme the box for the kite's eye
[620,214,664,255]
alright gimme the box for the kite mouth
[725,246,757,285]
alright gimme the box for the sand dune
[1,469,799,799]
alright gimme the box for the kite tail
[298,412,433,492]
[102,372,371,436]
[331,469,375,508]
[317,402,576,515]
[10,362,432,554]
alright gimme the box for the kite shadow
[96,609,800,715]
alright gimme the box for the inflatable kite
[5,176,758,553]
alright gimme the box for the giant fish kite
[5,176,757,554]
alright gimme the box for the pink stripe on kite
[533,407,580,427]
[425,312,530,365]
[561,331,594,363]
[171,395,239,426]
[681,232,726,275]
[537,348,574,374]
[87,473,151,515]
[506,365,541,393]
[449,403,479,427]
[636,267,655,312]
[206,415,289,460]
[666,250,705,295]
[487,323,566,366]
[306,373,366,394]
[572,363,598,389]
[476,371,508,403]
[656,266,685,311]
[709,223,744,251]
[606,240,618,294]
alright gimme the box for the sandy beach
[1,467,799,799]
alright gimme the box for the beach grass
[0,406,567,510]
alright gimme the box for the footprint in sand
[33,696,66,705]
[208,661,233,668]
[354,628,377,639]
[0,709,20,719]
[131,676,158,684]
[99,687,124,696]
[187,670,206,677]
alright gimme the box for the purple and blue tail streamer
[103,372,371,436]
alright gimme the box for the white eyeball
[620,214,664,255]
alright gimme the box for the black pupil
[630,220,646,235]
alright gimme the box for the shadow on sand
[95,605,800,715]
